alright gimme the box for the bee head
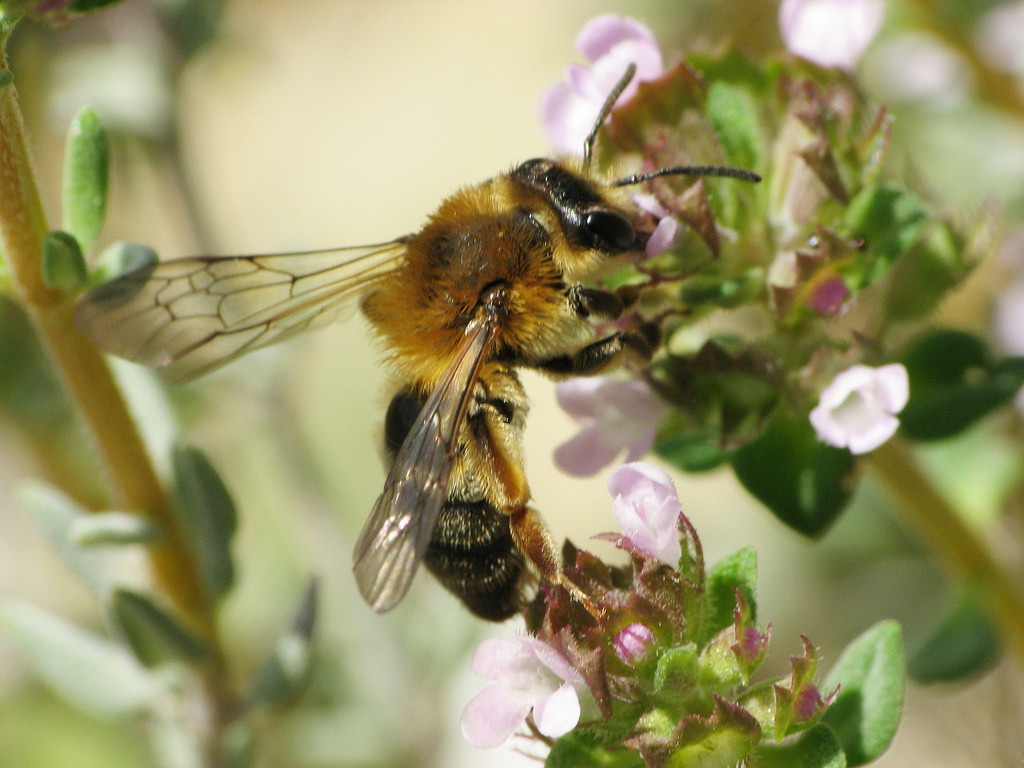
[511,158,636,255]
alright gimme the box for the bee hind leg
[509,506,602,619]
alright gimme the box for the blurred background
[2,0,1024,766]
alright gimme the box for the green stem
[866,439,1024,666]
[0,29,234,765]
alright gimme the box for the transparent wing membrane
[74,241,409,383]
[352,318,499,612]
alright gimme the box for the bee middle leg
[533,322,662,377]
[509,505,600,618]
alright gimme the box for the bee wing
[352,317,500,613]
[73,241,409,383]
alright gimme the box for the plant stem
[1,28,236,765]
[867,439,1024,666]
[0,43,209,633]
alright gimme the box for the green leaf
[705,81,761,171]
[546,732,643,768]
[3,601,159,718]
[661,696,762,767]
[68,0,123,11]
[69,510,159,546]
[750,723,846,768]
[18,481,138,596]
[881,223,968,323]
[171,444,238,602]
[730,409,855,536]
[650,342,782,459]
[0,68,12,89]
[62,106,109,253]
[899,330,1024,441]
[842,185,926,287]
[90,240,159,286]
[654,432,731,472]
[653,644,700,703]
[111,589,209,668]
[249,579,319,707]
[41,230,87,290]
[706,547,757,639]
[908,591,999,683]
[679,269,765,310]
[822,621,904,766]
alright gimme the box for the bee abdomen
[424,499,527,621]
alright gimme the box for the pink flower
[607,462,682,567]
[540,15,664,154]
[809,364,909,454]
[806,274,851,316]
[632,192,682,257]
[555,378,666,477]
[461,636,583,749]
[779,0,884,71]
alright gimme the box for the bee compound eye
[584,209,635,252]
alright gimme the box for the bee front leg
[568,287,625,320]
[509,506,601,618]
[568,285,645,320]
[533,322,662,377]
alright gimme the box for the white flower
[461,636,583,749]
[810,364,909,454]
[779,0,884,71]
[607,462,682,567]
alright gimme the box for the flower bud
[614,622,655,663]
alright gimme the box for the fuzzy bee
[75,67,758,620]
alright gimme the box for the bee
[74,66,759,621]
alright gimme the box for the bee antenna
[582,63,637,170]
[612,165,762,187]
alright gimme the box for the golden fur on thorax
[360,167,620,391]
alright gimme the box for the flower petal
[521,635,582,683]
[554,424,626,477]
[576,14,658,62]
[873,363,909,413]
[624,425,658,463]
[461,684,535,749]
[539,82,601,155]
[540,15,664,154]
[608,462,683,565]
[470,636,529,679]
[809,363,909,454]
[845,412,900,454]
[646,215,680,256]
[607,461,675,501]
[779,0,884,70]
[632,192,670,219]
[532,682,581,738]
[555,378,605,418]
[603,379,664,421]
